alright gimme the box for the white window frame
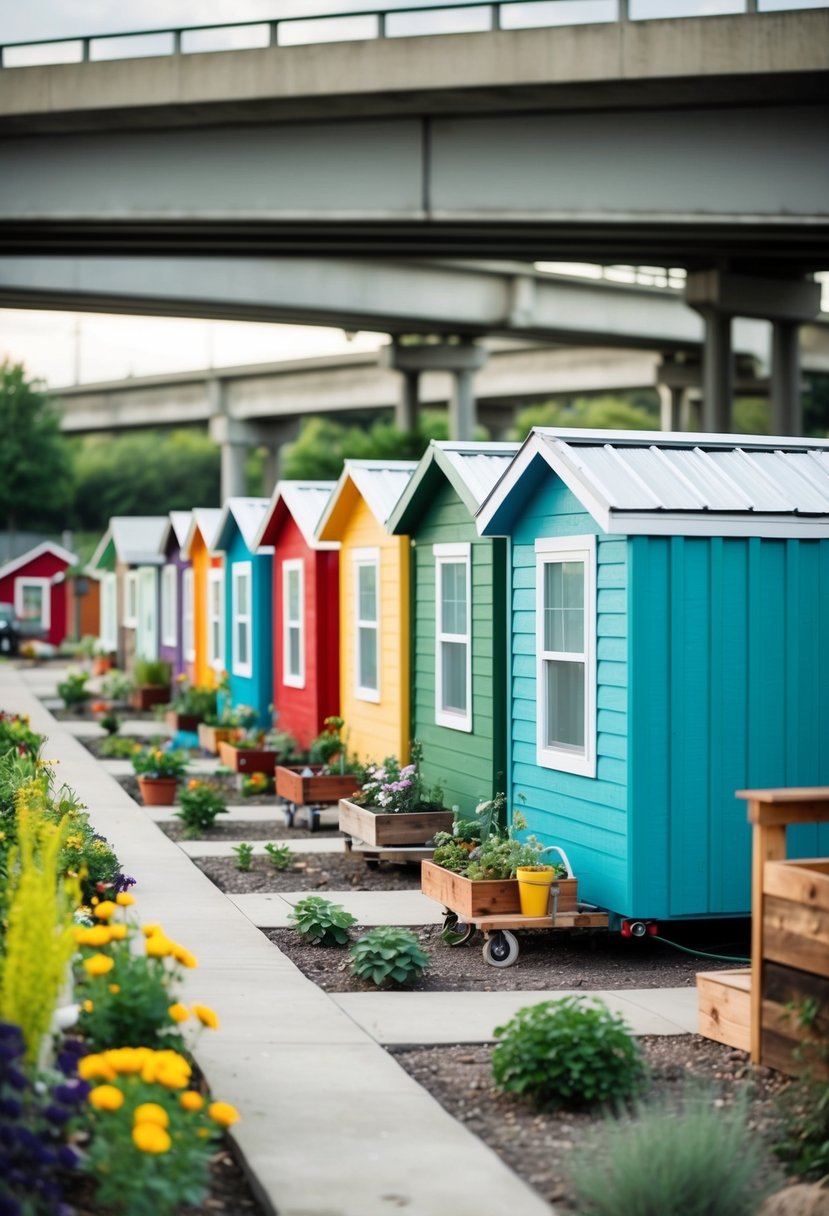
[434,542,472,733]
[535,535,597,779]
[136,567,158,661]
[353,547,380,703]
[182,568,195,663]
[15,577,50,631]
[161,564,178,647]
[207,566,224,671]
[124,570,138,628]
[282,559,305,689]
[232,561,253,679]
[100,572,118,651]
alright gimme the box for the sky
[0,0,822,386]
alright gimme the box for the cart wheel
[483,930,519,968]
[307,807,320,833]
[441,914,474,947]
[365,858,380,870]
[283,804,295,828]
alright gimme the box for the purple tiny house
[158,511,192,680]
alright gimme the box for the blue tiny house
[478,430,829,923]
[212,498,273,728]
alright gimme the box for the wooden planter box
[218,741,277,775]
[165,710,201,733]
[130,684,171,711]
[339,798,454,847]
[421,859,579,919]
[198,723,234,753]
[276,766,361,806]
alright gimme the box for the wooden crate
[421,859,579,920]
[197,723,234,753]
[276,766,361,806]
[218,741,277,775]
[130,684,170,711]
[339,799,454,847]
[165,710,201,733]
[697,969,752,1053]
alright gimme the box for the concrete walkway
[231,889,445,927]
[180,837,346,857]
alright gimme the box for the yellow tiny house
[317,460,416,766]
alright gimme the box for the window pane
[237,621,249,666]
[441,640,467,713]
[20,585,44,626]
[544,561,584,653]
[289,626,301,676]
[358,563,377,622]
[358,625,377,690]
[237,574,249,617]
[440,562,467,635]
[545,659,585,750]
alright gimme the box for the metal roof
[182,508,223,558]
[387,440,519,534]
[477,430,829,539]
[346,461,418,528]
[107,516,168,565]
[254,481,338,552]
[440,443,521,509]
[0,540,78,582]
[212,498,272,554]
[168,511,192,548]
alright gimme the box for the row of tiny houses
[86,431,829,925]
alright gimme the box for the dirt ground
[195,852,422,893]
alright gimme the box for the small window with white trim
[353,548,379,702]
[15,578,50,633]
[232,562,253,678]
[434,543,472,732]
[282,559,304,689]
[182,568,195,662]
[207,567,224,670]
[535,535,596,778]
[124,571,138,627]
[161,564,177,647]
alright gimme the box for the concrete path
[56,717,173,740]
[231,889,445,928]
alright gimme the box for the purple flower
[43,1105,71,1126]
[115,873,137,892]
[57,1145,79,1170]
[0,1193,22,1215]
[54,1080,88,1106]
[4,1067,28,1092]
[0,1097,22,1118]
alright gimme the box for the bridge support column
[396,371,421,433]
[209,414,255,500]
[700,309,733,433]
[382,338,488,439]
[771,320,802,435]
[449,367,476,441]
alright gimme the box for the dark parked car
[0,603,21,656]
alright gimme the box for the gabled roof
[255,481,338,552]
[182,508,223,559]
[477,429,829,540]
[0,540,79,582]
[212,498,272,555]
[316,460,418,542]
[387,441,520,535]
[161,511,193,554]
[90,517,167,569]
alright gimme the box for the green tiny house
[388,441,518,816]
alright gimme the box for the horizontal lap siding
[411,480,506,814]
[272,517,319,751]
[224,532,273,728]
[630,536,829,921]
[510,478,630,917]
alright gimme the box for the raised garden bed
[130,684,171,711]
[199,723,235,753]
[218,741,278,775]
[339,798,454,847]
[421,859,578,919]
[276,765,361,806]
[165,709,202,733]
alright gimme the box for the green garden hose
[651,934,750,965]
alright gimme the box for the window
[353,548,379,702]
[15,578,50,633]
[536,536,596,778]
[136,568,157,660]
[434,543,472,732]
[182,568,195,663]
[282,559,304,689]
[100,572,118,651]
[207,567,224,670]
[232,562,253,678]
[161,564,177,647]
[124,571,138,627]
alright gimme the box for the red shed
[254,481,339,751]
[0,541,78,647]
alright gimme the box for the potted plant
[164,675,218,733]
[276,717,364,807]
[198,679,251,753]
[131,743,189,805]
[338,743,454,847]
[216,713,292,776]
[130,659,172,711]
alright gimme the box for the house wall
[159,541,188,679]
[188,532,219,687]
[65,575,100,643]
[0,550,71,646]
[509,477,631,918]
[338,496,409,765]
[223,529,273,728]
[411,478,506,816]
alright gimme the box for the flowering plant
[175,780,227,837]
[167,676,217,720]
[352,742,443,815]
[131,746,189,780]
[241,771,271,797]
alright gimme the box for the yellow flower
[108,923,128,941]
[108,984,120,995]
[134,1103,169,1129]
[116,892,135,906]
[132,1123,172,1154]
[192,1003,220,1031]
[142,923,162,938]
[75,925,110,948]
[133,743,142,753]
[83,953,114,978]
[187,778,200,790]
[94,901,117,921]
[208,1101,240,1127]
[89,1084,124,1112]
[155,1065,190,1090]
[168,1002,190,1024]
[79,1055,116,1082]
[82,999,94,1014]
[179,1090,204,1112]
[104,1048,145,1075]
[145,935,173,959]
[171,944,197,969]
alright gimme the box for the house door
[136,568,158,660]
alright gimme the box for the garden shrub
[264,842,292,870]
[350,926,429,988]
[57,671,91,708]
[174,780,227,838]
[492,996,646,1111]
[134,659,172,687]
[289,895,356,946]
[232,842,254,871]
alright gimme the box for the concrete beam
[686,270,822,324]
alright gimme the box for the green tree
[0,361,74,557]
[510,394,658,442]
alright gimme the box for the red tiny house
[0,541,77,647]
[254,482,339,751]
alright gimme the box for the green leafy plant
[99,711,121,736]
[264,842,293,871]
[431,832,475,874]
[131,746,189,780]
[570,1088,774,1216]
[350,926,429,988]
[289,895,356,946]
[492,996,646,1112]
[174,781,228,838]
[57,670,91,708]
[232,842,254,872]
[168,676,217,720]
[263,728,299,761]
[0,710,44,758]
[241,771,272,796]
[100,735,142,759]
[101,668,133,702]
[774,998,829,1177]
[134,659,172,687]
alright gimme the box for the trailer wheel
[441,913,474,946]
[307,807,320,833]
[283,804,295,828]
[483,930,519,968]
[364,858,380,870]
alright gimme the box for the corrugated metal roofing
[272,482,337,550]
[345,460,418,527]
[440,443,520,509]
[109,517,168,565]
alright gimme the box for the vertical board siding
[224,530,273,728]
[509,478,631,917]
[272,515,319,750]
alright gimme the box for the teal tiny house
[388,441,518,815]
[478,430,829,923]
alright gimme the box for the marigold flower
[192,1003,220,1031]
[83,953,114,978]
[155,1064,190,1090]
[132,1122,171,1154]
[208,1101,240,1127]
[172,944,198,969]
[187,778,200,790]
[134,1102,169,1129]
[76,924,110,948]
[168,1003,190,1024]
[108,984,120,995]
[88,1084,124,1112]
[179,1090,204,1112]
[94,900,117,921]
[145,935,173,959]
[108,923,128,941]
[79,1055,115,1082]
[82,1000,94,1014]
[116,892,135,907]
[142,923,162,938]
[104,1048,144,1075]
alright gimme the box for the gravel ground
[393,1036,791,1213]
[195,853,423,894]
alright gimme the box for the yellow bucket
[516,866,557,917]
